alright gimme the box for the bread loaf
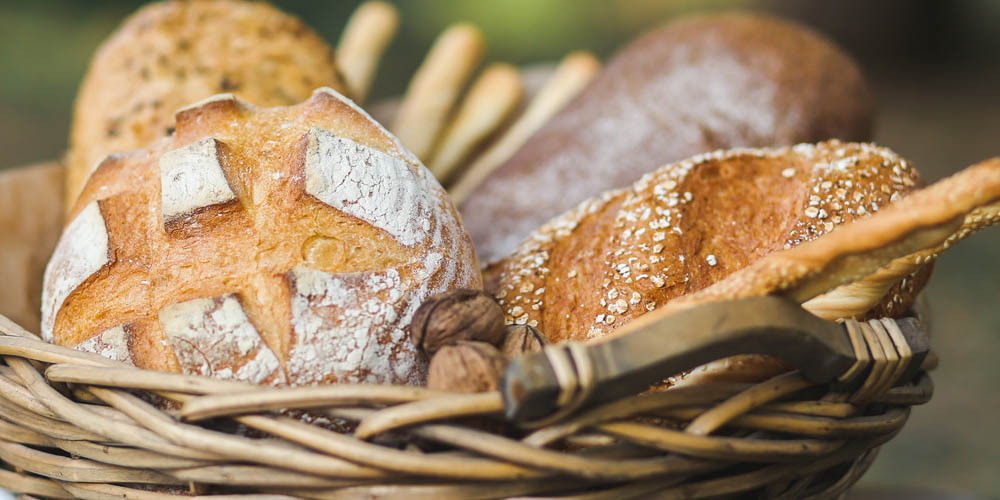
[66,0,345,210]
[43,88,480,386]
[487,141,926,350]
[461,13,874,263]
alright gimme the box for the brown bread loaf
[487,141,926,357]
[461,13,874,263]
[43,88,480,386]
[66,0,346,210]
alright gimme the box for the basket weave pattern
[0,310,932,500]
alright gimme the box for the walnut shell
[499,324,549,358]
[427,341,507,393]
[411,289,505,355]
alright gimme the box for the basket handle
[501,296,930,425]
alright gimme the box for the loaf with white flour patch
[42,88,481,386]
[66,0,346,210]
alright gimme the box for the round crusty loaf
[462,13,874,263]
[487,141,926,354]
[43,88,480,386]
[66,0,346,210]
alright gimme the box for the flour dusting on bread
[66,0,346,208]
[159,138,237,224]
[286,266,422,385]
[304,127,430,247]
[41,201,111,341]
[73,324,134,365]
[45,89,480,387]
[158,294,284,384]
[311,87,420,166]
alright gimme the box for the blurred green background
[1,0,998,497]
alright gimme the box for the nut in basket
[0,1,998,499]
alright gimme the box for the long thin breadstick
[448,51,601,205]
[803,256,926,321]
[335,2,400,104]
[804,202,1000,319]
[391,23,485,160]
[427,63,523,184]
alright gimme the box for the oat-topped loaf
[66,0,345,209]
[487,141,926,343]
[43,88,480,386]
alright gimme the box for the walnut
[500,324,549,358]
[411,289,505,355]
[427,341,507,393]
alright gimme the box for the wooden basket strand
[0,310,933,499]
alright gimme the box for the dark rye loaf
[461,13,874,263]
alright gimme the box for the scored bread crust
[43,88,480,386]
[486,141,926,346]
[66,0,346,209]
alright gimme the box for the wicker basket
[0,307,933,500]
[0,4,942,499]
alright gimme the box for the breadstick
[336,1,400,104]
[391,23,485,160]
[804,202,1000,320]
[427,63,522,184]
[448,51,600,205]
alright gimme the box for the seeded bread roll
[462,13,874,263]
[66,0,346,210]
[487,141,925,353]
[43,88,480,386]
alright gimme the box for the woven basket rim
[0,309,934,499]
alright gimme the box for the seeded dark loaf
[461,13,874,263]
[66,0,346,209]
[45,88,480,386]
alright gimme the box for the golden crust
[488,141,926,345]
[602,161,1000,384]
[645,157,1000,327]
[66,0,345,209]
[46,89,480,386]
